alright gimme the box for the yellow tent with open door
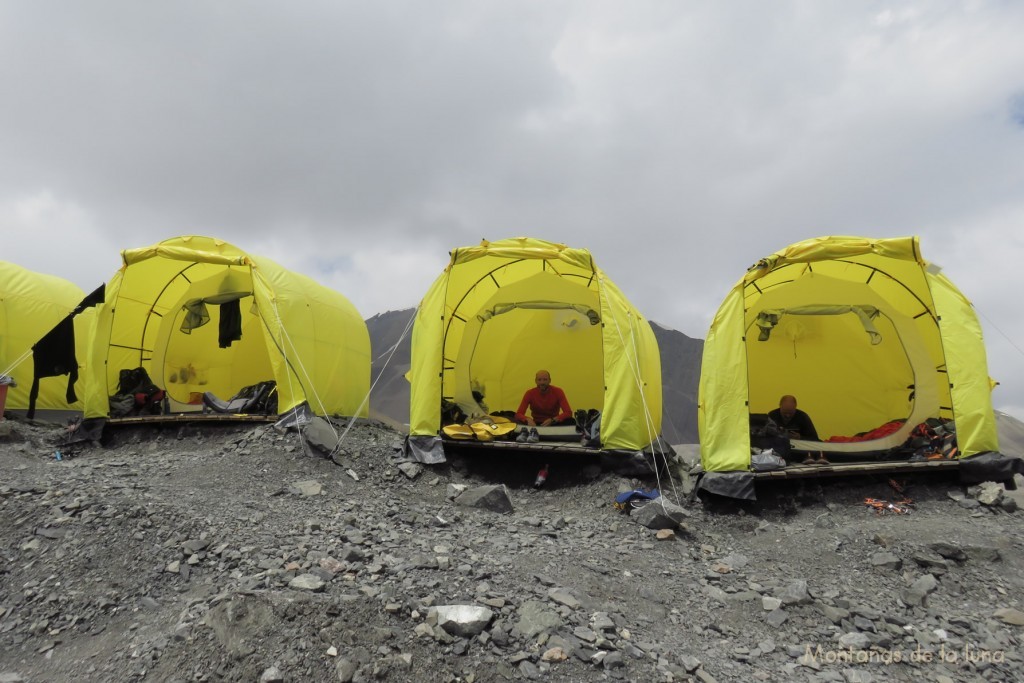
[82,236,370,419]
[406,237,662,461]
[699,236,999,476]
[1,261,94,416]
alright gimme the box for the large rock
[631,498,690,530]
[289,574,326,592]
[974,482,1004,506]
[398,462,423,480]
[775,579,813,606]
[928,542,967,562]
[548,588,581,609]
[455,485,514,513]
[513,600,563,638]
[303,416,341,455]
[900,573,938,607]
[993,607,1024,626]
[870,551,902,571]
[431,605,494,637]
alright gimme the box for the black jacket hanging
[219,298,243,348]
[26,283,105,419]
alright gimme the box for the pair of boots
[516,427,540,443]
[801,452,830,465]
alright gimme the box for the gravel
[1,414,1023,682]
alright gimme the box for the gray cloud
[3,1,1024,417]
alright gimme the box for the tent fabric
[408,237,662,452]
[0,261,93,413]
[699,235,999,472]
[82,235,370,419]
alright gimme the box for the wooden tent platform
[105,413,277,426]
[442,438,598,456]
[753,458,960,480]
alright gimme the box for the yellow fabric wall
[83,236,369,418]
[409,237,662,451]
[0,261,91,413]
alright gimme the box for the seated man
[515,370,573,442]
[768,395,826,464]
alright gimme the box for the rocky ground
[1,416,1023,683]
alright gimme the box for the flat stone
[289,574,326,592]
[631,499,690,530]
[35,527,66,539]
[398,462,423,480]
[455,485,514,514]
[602,651,625,669]
[518,661,540,680]
[591,612,616,631]
[335,657,357,683]
[656,529,675,541]
[289,480,322,497]
[0,674,26,683]
[819,604,850,624]
[302,416,340,455]
[513,601,562,639]
[928,542,967,562]
[993,607,1024,625]
[900,573,938,607]
[869,551,901,571]
[838,632,870,650]
[573,626,598,643]
[541,646,567,662]
[432,605,494,637]
[259,666,285,683]
[721,553,749,569]
[762,596,782,612]
[765,608,788,627]
[548,588,581,609]
[446,483,468,500]
[776,579,812,606]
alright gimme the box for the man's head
[535,370,551,392]
[779,395,797,419]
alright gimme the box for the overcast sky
[3,1,1023,418]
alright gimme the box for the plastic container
[0,375,16,420]
[534,464,549,488]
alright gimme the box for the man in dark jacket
[769,395,826,464]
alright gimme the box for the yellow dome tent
[698,236,1002,491]
[82,236,370,419]
[406,237,663,462]
[0,261,94,416]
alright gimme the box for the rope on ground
[332,305,418,456]
[255,270,318,451]
[602,281,681,509]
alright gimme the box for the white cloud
[2,1,1024,418]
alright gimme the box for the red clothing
[516,386,572,424]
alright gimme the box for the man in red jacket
[515,370,573,427]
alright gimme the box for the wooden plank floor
[753,458,961,480]
[442,438,599,456]
[105,413,277,426]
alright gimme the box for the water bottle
[534,464,549,488]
